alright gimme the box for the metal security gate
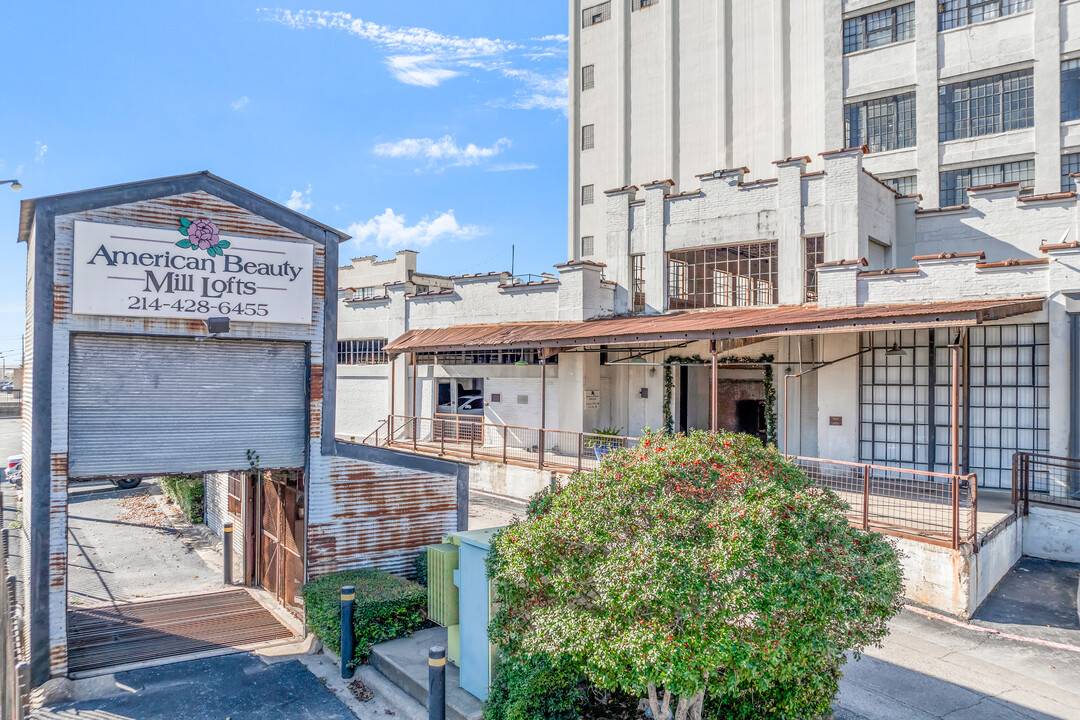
[259,470,304,614]
[68,335,308,478]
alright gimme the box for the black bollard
[428,646,446,720]
[340,585,355,679]
[223,523,233,586]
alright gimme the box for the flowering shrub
[488,431,903,720]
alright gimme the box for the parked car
[0,382,14,392]
[5,455,21,486]
[457,395,484,415]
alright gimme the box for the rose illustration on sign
[176,217,231,257]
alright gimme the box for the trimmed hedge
[484,652,585,720]
[302,568,427,667]
[160,475,204,524]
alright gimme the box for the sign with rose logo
[71,219,314,325]
[177,217,232,257]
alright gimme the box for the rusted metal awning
[383,298,1044,355]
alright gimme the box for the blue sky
[0,1,570,359]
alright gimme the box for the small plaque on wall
[490,393,501,403]
[584,389,600,411]
[829,416,843,426]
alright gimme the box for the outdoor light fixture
[205,317,231,335]
[1,179,21,191]
[885,343,907,357]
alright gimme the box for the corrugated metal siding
[68,335,307,477]
[307,457,458,579]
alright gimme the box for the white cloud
[34,142,47,164]
[347,208,482,249]
[374,135,510,168]
[487,163,538,172]
[259,7,568,110]
[385,55,461,87]
[285,184,312,212]
[231,96,250,110]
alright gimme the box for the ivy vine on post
[660,353,776,445]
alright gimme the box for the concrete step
[368,626,484,720]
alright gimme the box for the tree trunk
[674,690,706,720]
[646,683,673,720]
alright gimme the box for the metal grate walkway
[67,589,296,674]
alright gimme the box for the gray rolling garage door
[68,335,307,478]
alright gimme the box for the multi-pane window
[582,1,611,27]
[964,323,1050,487]
[581,236,595,256]
[843,3,915,54]
[633,0,658,9]
[417,349,553,365]
[1061,153,1080,192]
[350,286,384,300]
[582,64,595,91]
[666,242,778,311]
[631,254,645,313]
[845,92,916,152]
[1062,59,1080,122]
[938,70,1034,141]
[581,184,594,205]
[939,160,1034,206]
[938,0,1032,31]
[582,124,595,150]
[884,175,918,195]
[804,236,825,304]
[338,339,388,365]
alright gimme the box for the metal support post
[223,523,233,586]
[710,340,718,432]
[428,646,446,720]
[951,474,961,550]
[949,341,962,477]
[861,465,871,531]
[539,355,547,469]
[502,425,508,464]
[341,585,356,678]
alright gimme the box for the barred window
[583,1,611,27]
[939,0,1032,31]
[843,3,915,54]
[633,0,658,9]
[418,349,555,365]
[338,339,389,365]
[667,242,778,311]
[938,70,1033,142]
[581,184,594,205]
[804,236,825,304]
[582,124,595,150]
[581,236,595,256]
[939,160,1034,206]
[631,254,645,313]
[1063,59,1080,122]
[582,64,595,91]
[1061,153,1080,192]
[845,92,916,152]
[884,175,918,195]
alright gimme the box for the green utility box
[426,541,461,665]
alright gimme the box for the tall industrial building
[569,0,1080,261]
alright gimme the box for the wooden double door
[254,469,305,615]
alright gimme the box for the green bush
[414,550,428,587]
[160,475,204,524]
[302,568,427,667]
[489,430,904,720]
[484,653,585,720]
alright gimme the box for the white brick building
[570,0,1080,260]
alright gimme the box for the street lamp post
[0,180,22,191]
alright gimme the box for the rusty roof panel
[384,299,1046,354]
